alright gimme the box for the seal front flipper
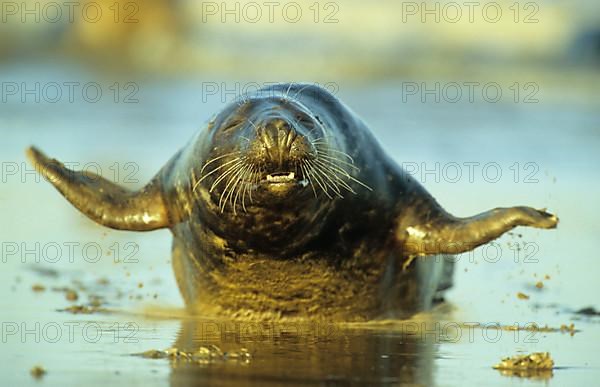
[399,205,558,256]
[26,146,170,231]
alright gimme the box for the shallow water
[1,63,600,386]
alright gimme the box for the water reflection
[166,318,438,386]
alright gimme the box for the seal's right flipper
[26,146,170,231]
[400,206,558,256]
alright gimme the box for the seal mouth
[266,172,295,183]
[261,171,309,187]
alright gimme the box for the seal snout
[259,117,315,164]
[245,117,316,185]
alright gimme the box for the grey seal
[26,83,558,320]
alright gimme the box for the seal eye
[295,114,314,130]
[220,119,244,133]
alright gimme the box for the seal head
[193,95,324,210]
[180,87,373,253]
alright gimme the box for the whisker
[293,84,312,99]
[316,152,360,171]
[247,119,258,131]
[209,160,245,192]
[232,165,252,214]
[219,163,247,212]
[217,168,238,211]
[310,135,337,144]
[305,160,333,200]
[225,164,250,210]
[241,166,256,212]
[312,147,355,163]
[307,163,331,199]
[310,161,343,198]
[302,162,320,195]
[301,162,318,198]
[313,159,356,194]
[248,167,260,204]
[312,165,341,199]
[306,126,322,139]
[193,157,242,192]
[199,157,241,181]
[321,161,373,191]
[284,83,294,99]
[199,151,241,174]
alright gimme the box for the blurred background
[1,1,600,386]
[2,0,600,81]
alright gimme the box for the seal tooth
[265,172,295,183]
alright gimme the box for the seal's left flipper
[26,146,170,231]
[399,205,558,256]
